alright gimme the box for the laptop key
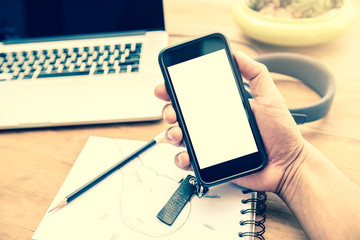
[94,68,104,75]
[118,59,139,66]
[108,68,116,74]
[131,66,139,72]
[0,73,12,81]
[126,54,140,61]
[120,67,127,73]
[23,74,33,79]
[36,70,90,78]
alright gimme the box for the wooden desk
[1,0,359,239]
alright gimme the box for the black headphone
[244,53,336,125]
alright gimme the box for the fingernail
[175,152,183,165]
[167,128,174,141]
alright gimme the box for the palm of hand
[232,94,304,192]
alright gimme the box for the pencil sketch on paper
[117,155,192,237]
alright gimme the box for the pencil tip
[48,198,68,213]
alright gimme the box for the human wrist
[276,139,313,201]
[274,139,360,239]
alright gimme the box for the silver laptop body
[0,0,168,130]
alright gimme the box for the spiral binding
[239,189,267,240]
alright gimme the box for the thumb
[234,51,281,99]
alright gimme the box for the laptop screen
[0,0,165,42]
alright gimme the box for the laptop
[0,0,168,130]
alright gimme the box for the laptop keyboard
[0,42,142,81]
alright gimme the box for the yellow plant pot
[233,0,355,46]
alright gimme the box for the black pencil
[48,131,165,213]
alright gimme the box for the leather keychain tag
[157,175,208,226]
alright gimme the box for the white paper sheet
[32,136,256,240]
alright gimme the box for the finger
[162,103,177,124]
[166,126,184,147]
[230,173,264,191]
[154,83,170,101]
[174,151,193,171]
[234,51,281,98]
[248,98,254,112]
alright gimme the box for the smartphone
[158,33,267,187]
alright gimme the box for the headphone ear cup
[253,53,336,124]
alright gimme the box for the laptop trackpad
[2,79,163,127]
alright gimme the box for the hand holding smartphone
[158,33,267,187]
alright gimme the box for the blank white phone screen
[167,49,258,169]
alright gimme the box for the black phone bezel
[158,32,267,187]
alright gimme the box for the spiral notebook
[32,136,266,240]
